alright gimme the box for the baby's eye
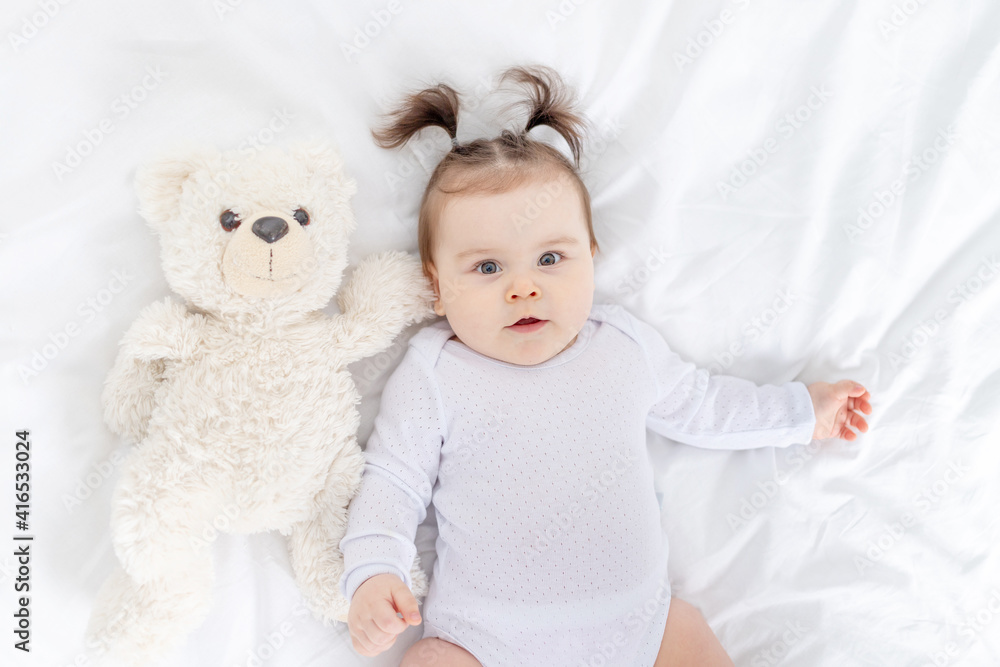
[475,260,500,275]
[539,252,563,266]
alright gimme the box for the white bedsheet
[3,1,1000,665]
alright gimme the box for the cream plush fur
[85,140,434,665]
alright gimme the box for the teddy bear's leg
[86,563,214,667]
[110,437,218,583]
[92,436,225,663]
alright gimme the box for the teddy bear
[85,140,434,665]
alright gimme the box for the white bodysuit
[339,304,816,666]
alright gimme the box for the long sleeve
[338,345,447,602]
[629,314,816,450]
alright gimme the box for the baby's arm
[628,313,865,448]
[339,345,445,656]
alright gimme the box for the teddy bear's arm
[331,250,437,364]
[287,443,429,625]
[102,297,204,444]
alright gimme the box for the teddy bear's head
[135,140,358,320]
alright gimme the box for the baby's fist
[348,573,422,657]
[807,380,872,441]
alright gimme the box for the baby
[339,65,872,666]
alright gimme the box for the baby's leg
[654,597,734,667]
[400,638,482,667]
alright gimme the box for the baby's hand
[807,380,872,441]
[347,573,422,656]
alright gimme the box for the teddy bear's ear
[134,144,220,229]
[290,139,358,199]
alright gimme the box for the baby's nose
[506,280,539,301]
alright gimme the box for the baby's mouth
[507,317,547,331]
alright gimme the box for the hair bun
[371,83,461,150]
[498,65,587,167]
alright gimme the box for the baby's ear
[134,143,219,231]
[426,264,447,317]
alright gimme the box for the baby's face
[428,172,595,366]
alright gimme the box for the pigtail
[498,65,587,167]
[371,83,461,149]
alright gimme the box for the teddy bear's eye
[293,208,310,226]
[220,210,241,232]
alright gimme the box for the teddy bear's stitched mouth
[231,258,298,283]
[244,269,297,282]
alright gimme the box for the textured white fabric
[340,304,815,665]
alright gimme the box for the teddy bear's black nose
[252,216,289,244]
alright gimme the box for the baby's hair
[371,65,600,281]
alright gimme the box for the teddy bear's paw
[409,557,431,600]
[382,251,438,324]
[301,589,351,626]
[340,250,437,326]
